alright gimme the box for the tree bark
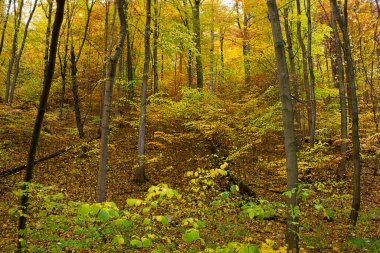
[136,0,152,182]
[70,0,95,139]
[58,0,72,118]
[219,28,225,83]
[209,29,214,92]
[125,0,134,111]
[191,0,203,89]
[5,0,23,104]
[17,0,65,250]
[330,10,348,178]
[306,0,316,147]
[0,0,11,57]
[97,0,126,203]
[9,0,38,104]
[330,0,361,226]
[153,0,159,94]
[267,0,299,251]
[284,7,301,130]
[41,0,53,79]
[296,0,312,142]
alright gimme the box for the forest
[0,0,379,252]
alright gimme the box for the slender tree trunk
[161,51,164,81]
[174,55,177,94]
[0,0,11,57]
[136,0,152,182]
[5,0,23,104]
[243,13,251,89]
[209,0,214,92]
[153,0,159,94]
[125,2,134,111]
[17,1,65,250]
[331,11,347,178]
[330,0,361,226]
[70,0,95,139]
[70,47,84,138]
[115,50,122,116]
[220,28,224,83]
[284,7,301,130]
[355,11,379,133]
[306,0,316,147]
[97,0,126,202]
[42,0,53,78]
[267,0,299,251]
[100,0,110,123]
[209,29,214,92]
[192,0,203,89]
[324,47,331,84]
[296,0,312,143]
[9,0,38,104]
[58,0,71,118]
[188,49,193,88]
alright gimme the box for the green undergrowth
[9,163,289,252]
[9,162,379,252]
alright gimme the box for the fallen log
[0,148,67,177]
[0,133,101,178]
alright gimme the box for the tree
[70,0,96,139]
[267,0,299,251]
[283,6,301,130]
[58,0,74,118]
[306,0,316,147]
[330,4,347,178]
[153,0,159,94]
[190,0,203,89]
[136,0,152,182]
[5,0,24,103]
[0,0,11,57]
[17,0,65,250]
[235,0,253,89]
[41,0,54,78]
[8,0,38,104]
[330,0,361,226]
[296,0,313,144]
[97,0,126,202]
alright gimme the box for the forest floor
[0,95,379,252]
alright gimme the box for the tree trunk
[115,50,123,116]
[97,0,126,202]
[100,0,110,123]
[5,0,23,104]
[42,0,53,79]
[136,0,152,183]
[296,0,312,143]
[70,0,95,139]
[70,47,84,139]
[209,29,214,92]
[306,0,316,147]
[125,9,134,110]
[17,0,65,250]
[330,10,348,178]
[9,0,38,104]
[330,0,361,226]
[153,0,159,94]
[267,0,299,251]
[192,0,203,89]
[243,13,251,89]
[58,0,72,118]
[220,28,224,83]
[284,7,301,131]
[0,0,11,57]
[188,49,193,88]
